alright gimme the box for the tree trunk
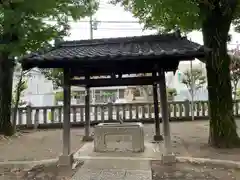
[0,54,14,136]
[12,71,23,131]
[202,7,240,147]
[233,83,238,101]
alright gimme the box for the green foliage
[42,68,63,89]
[181,68,206,98]
[111,0,240,33]
[0,0,99,57]
[72,91,81,98]
[54,91,82,103]
[12,80,27,106]
[54,91,64,102]
[236,88,240,99]
[167,88,177,101]
[12,65,28,107]
[0,0,98,136]
[103,92,115,98]
[111,0,200,32]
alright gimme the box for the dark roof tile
[21,32,208,71]
[25,33,205,62]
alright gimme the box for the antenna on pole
[189,37,194,121]
[89,11,99,105]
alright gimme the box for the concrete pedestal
[58,153,74,167]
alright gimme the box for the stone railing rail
[13,100,240,129]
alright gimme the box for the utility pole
[89,15,95,104]
[90,15,94,39]
[89,15,99,104]
[190,59,194,121]
[187,37,194,121]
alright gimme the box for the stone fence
[13,100,240,129]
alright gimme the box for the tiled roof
[23,32,206,63]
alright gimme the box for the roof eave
[21,50,206,71]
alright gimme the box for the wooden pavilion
[21,31,207,166]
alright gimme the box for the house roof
[21,32,207,75]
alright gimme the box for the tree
[111,0,240,147]
[12,65,28,131]
[54,91,64,104]
[181,68,206,101]
[0,0,98,136]
[230,55,240,100]
[166,88,177,101]
[181,68,206,121]
[42,68,63,89]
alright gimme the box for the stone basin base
[94,123,144,153]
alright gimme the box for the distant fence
[13,100,240,129]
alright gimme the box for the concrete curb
[0,156,240,170]
[0,158,58,169]
[176,156,240,169]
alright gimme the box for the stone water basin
[94,122,144,152]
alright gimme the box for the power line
[228,43,240,45]
[46,20,140,24]
[68,27,240,43]
[69,27,147,31]
[71,28,145,31]
[82,20,139,24]
[98,5,123,9]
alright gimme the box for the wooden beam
[152,71,163,141]
[61,68,71,164]
[70,76,160,87]
[158,70,172,155]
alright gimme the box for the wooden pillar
[58,68,73,166]
[152,72,163,142]
[83,86,93,141]
[158,70,174,160]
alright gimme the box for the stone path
[71,159,152,180]
[71,158,240,180]
[72,169,151,180]
[72,142,153,180]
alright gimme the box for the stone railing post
[26,105,32,127]
[184,100,190,118]
[108,102,113,121]
[34,109,39,130]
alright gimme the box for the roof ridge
[57,32,181,48]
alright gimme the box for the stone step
[81,159,151,170]
[71,168,152,180]
[74,142,164,159]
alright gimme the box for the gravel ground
[0,121,239,162]
[151,161,240,180]
[0,129,85,161]
[0,120,240,179]
[0,160,84,180]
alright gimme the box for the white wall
[13,68,55,107]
